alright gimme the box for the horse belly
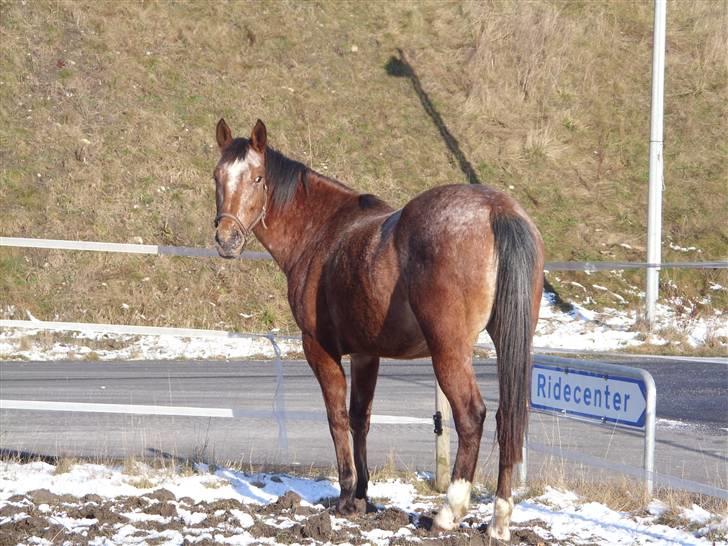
[351,319,430,359]
[373,302,430,359]
[334,284,430,359]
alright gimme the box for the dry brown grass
[54,456,77,475]
[502,459,728,522]
[1,0,726,335]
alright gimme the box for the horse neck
[254,170,357,273]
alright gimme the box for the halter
[214,182,269,239]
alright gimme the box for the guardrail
[2,236,727,270]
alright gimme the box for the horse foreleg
[302,335,357,514]
[349,353,379,507]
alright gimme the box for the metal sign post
[527,355,657,496]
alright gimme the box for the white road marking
[0,399,431,425]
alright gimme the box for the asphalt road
[1,356,726,490]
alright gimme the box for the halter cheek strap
[214,183,269,238]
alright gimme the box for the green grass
[0,0,725,338]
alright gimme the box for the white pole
[517,423,528,485]
[646,0,667,327]
[435,382,451,492]
[644,375,657,497]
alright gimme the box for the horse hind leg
[485,212,542,541]
[428,343,486,531]
[489,451,515,541]
[349,353,380,510]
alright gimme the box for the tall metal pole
[646,0,667,326]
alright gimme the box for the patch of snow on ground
[0,327,302,361]
[509,486,722,545]
[656,418,692,430]
[482,291,727,352]
[683,504,714,525]
[668,242,702,253]
[647,499,668,516]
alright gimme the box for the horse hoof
[486,523,511,543]
[336,498,359,516]
[432,504,456,531]
[352,497,369,514]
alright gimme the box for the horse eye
[254,176,262,183]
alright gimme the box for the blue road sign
[531,362,649,428]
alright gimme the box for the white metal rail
[2,237,726,270]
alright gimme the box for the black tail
[489,213,539,465]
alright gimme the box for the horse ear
[216,118,232,150]
[250,119,267,153]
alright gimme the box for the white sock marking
[433,479,471,530]
[488,496,514,541]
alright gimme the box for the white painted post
[435,382,451,492]
[646,0,667,327]
[268,335,289,455]
[644,373,657,497]
[517,424,528,485]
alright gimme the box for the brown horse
[212,119,544,540]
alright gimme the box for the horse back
[293,184,538,359]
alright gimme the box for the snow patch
[682,504,713,525]
[0,462,724,546]
[2,288,727,361]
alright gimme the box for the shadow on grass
[385,49,480,186]
[385,48,568,311]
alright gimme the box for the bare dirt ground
[0,486,566,546]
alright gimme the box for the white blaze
[223,150,261,194]
[225,158,249,194]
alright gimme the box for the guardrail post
[435,381,451,492]
[644,373,657,497]
[516,424,528,485]
[267,334,289,455]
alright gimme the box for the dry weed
[54,457,77,475]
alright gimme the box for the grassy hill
[1,0,726,339]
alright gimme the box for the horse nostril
[215,229,243,249]
[230,229,242,246]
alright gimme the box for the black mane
[223,138,307,213]
[265,146,308,212]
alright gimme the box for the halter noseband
[214,182,269,239]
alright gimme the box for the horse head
[212,118,269,258]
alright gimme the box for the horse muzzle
[214,228,247,259]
